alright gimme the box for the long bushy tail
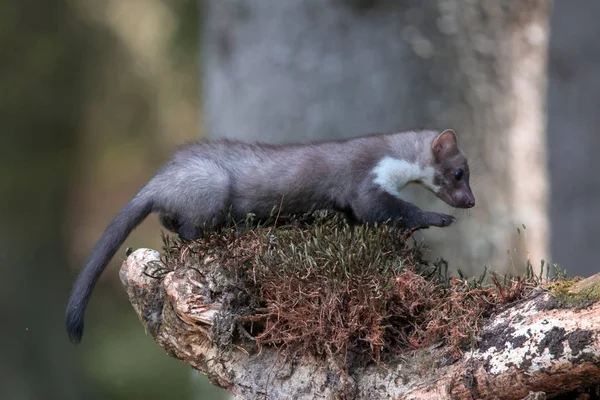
[65,195,153,344]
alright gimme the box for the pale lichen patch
[468,293,600,375]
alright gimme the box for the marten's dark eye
[454,169,464,181]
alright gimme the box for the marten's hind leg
[158,213,200,240]
[178,223,200,241]
[154,161,231,241]
[158,213,180,234]
[178,170,231,241]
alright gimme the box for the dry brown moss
[160,213,543,366]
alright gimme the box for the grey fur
[65,130,474,344]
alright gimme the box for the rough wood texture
[121,248,600,400]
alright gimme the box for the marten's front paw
[430,212,455,227]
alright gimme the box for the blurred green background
[1,0,227,399]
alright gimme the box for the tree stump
[120,248,600,400]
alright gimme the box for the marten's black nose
[461,192,475,208]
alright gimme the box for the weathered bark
[202,0,551,274]
[121,248,600,400]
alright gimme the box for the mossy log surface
[120,248,600,400]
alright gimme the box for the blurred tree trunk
[202,1,550,273]
[0,1,87,399]
[548,1,600,277]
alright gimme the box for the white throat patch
[372,157,439,198]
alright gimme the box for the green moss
[160,212,544,368]
[550,276,600,307]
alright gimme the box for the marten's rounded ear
[432,129,458,160]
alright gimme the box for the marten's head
[429,129,475,209]
[370,128,475,210]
